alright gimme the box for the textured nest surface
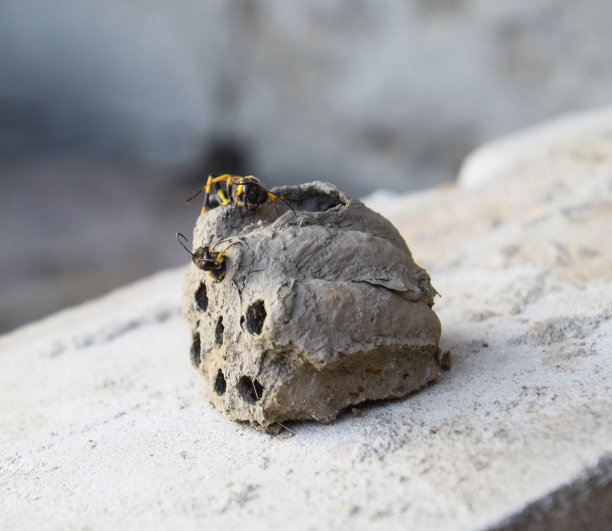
[182,181,441,432]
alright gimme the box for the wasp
[176,232,241,281]
[186,174,295,216]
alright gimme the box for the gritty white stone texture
[458,106,612,189]
[1,110,612,529]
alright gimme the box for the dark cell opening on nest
[214,369,226,395]
[215,316,225,345]
[195,282,208,312]
[273,185,346,213]
[245,300,266,335]
[238,376,264,403]
[190,332,201,368]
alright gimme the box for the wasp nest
[182,181,442,432]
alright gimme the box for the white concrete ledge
[2,109,612,529]
[459,106,612,188]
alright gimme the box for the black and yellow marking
[176,232,241,282]
[186,174,295,216]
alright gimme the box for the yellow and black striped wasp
[186,174,294,216]
[176,232,241,281]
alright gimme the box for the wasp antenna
[185,187,205,205]
[209,237,227,253]
[270,192,296,217]
[221,240,243,254]
[176,232,195,256]
[278,196,296,216]
[211,237,243,254]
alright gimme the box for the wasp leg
[210,243,237,282]
[235,184,245,205]
[211,173,233,186]
[211,240,242,281]
[216,188,231,206]
[226,179,233,201]
[200,174,233,214]
[207,257,227,282]
[199,174,214,214]
[213,174,235,209]
[216,241,241,259]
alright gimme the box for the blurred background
[2,0,612,333]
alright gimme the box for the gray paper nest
[182,181,442,433]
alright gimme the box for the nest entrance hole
[238,376,264,404]
[215,316,224,345]
[195,282,208,311]
[190,332,201,368]
[214,369,226,395]
[275,185,346,213]
[245,300,266,335]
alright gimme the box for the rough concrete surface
[1,109,612,529]
[182,181,441,431]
